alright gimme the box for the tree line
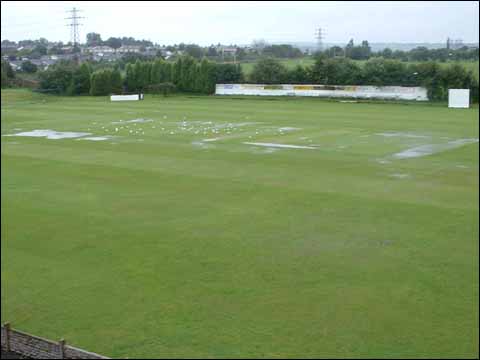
[35,57,243,96]
[6,55,477,102]
[249,56,478,101]
[86,33,153,49]
[320,40,479,62]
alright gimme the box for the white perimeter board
[448,89,470,108]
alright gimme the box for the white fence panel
[110,94,141,101]
[215,84,428,101]
[448,89,470,108]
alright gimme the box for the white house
[89,46,116,56]
[117,45,141,54]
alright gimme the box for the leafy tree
[345,39,355,58]
[1,67,7,88]
[105,37,122,49]
[249,57,287,84]
[21,60,38,73]
[207,46,218,57]
[1,60,15,88]
[409,46,431,62]
[392,50,407,61]
[86,32,103,47]
[38,61,76,94]
[134,60,151,91]
[125,63,138,91]
[287,65,310,84]
[324,46,344,58]
[215,63,243,83]
[147,82,176,96]
[198,58,217,93]
[90,69,120,96]
[72,63,92,94]
[47,45,65,55]
[150,59,172,84]
[263,44,303,58]
[29,44,47,59]
[324,58,362,84]
[110,69,123,94]
[361,58,406,85]
[184,44,204,59]
[236,47,247,60]
[381,48,393,59]
[2,60,15,79]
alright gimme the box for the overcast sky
[1,1,479,45]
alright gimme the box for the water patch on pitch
[243,142,318,150]
[389,173,410,179]
[3,129,91,140]
[112,118,153,124]
[249,146,279,154]
[259,147,279,154]
[192,141,215,149]
[278,127,301,132]
[77,136,113,141]
[376,132,430,139]
[393,138,479,159]
[213,122,259,130]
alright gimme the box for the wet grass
[1,89,478,358]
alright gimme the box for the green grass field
[1,89,478,358]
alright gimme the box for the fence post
[59,338,66,359]
[3,322,11,352]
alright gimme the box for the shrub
[146,82,176,96]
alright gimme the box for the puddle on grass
[192,141,215,149]
[112,118,153,124]
[393,138,479,159]
[3,129,91,139]
[376,132,430,139]
[77,136,114,141]
[389,173,410,179]
[278,127,301,132]
[251,146,279,154]
[243,142,318,150]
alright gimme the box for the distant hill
[265,41,479,52]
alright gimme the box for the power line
[315,27,325,52]
[65,7,84,47]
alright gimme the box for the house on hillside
[89,46,115,57]
[216,46,237,55]
[117,45,141,54]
